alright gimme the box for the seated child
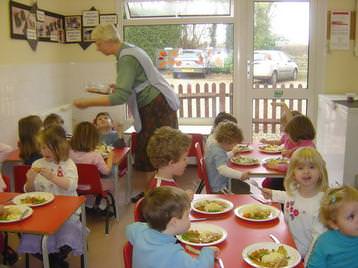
[18,115,43,165]
[43,113,71,139]
[205,121,249,194]
[206,112,238,151]
[307,186,358,268]
[19,126,86,268]
[146,126,191,188]
[126,186,218,268]
[94,112,125,148]
[70,122,115,209]
[262,147,328,257]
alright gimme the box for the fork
[269,234,281,244]
[216,257,224,268]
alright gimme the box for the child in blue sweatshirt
[126,186,218,268]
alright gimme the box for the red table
[228,144,286,178]
[191,194,303,268]
[0,192,87,268]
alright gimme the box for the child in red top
[146,127,191,189]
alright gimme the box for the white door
[236,0,326,142]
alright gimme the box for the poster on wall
[10,1,31,40]
[65,15,82,42]
[83,27,95,42]
[330,11,351,50]
[99,14,118,25]
[82,10,99,27]
[38,11,64,43]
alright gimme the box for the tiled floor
[8,166,200,268]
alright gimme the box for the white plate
[0,205,33,223]
[242,242,301,268]
[230,156,260,166]
[191,198,234,215]
[177,223,227,247]
[262,157,289,165]
[258,145,283,154]
[12,192,55,207]
[235,144,254,153]
[235,204,281,222]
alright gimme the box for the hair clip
[329,194,336,204]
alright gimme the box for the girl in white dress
[18,125,86,268]
[262,147,329,258]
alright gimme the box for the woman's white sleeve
[217,164,243,179]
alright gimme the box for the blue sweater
[307,229,358,268]
[126,222,215,268]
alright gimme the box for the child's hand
[261,188,273,200]
[240,172,250,181]
[26,168,38,182]
[281,149,291,158]
[208,246,220,258]
[39,168,55,181]
[232,145,241,156]
[260,138,268,144]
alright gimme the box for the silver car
[253,50,298,84]
[172,49,208,78]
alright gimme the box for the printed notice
[83,10,99,27]
[330,11,350,50]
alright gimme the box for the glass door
[244,0,313,142]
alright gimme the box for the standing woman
[73,24,179,172]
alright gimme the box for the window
[125,0,232,18]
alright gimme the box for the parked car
[253,50,298,84]
[172,49,208,78]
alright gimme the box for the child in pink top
[70,122,115,208]
[146,127,191,189]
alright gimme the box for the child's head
[284,147,328,194]
[213,112,238,130]
[94,112,113,130]
[71,122,99,152]
[284,115,315,142]
[142,186,191,233]
[320,186,358,237]
[280,110,301,128]
[18,115,43,160]
[214,121,243,151]
[147,127,191,175]
[43,113,64,129]
[37,125,70,163]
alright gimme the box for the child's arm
[217,165,249,181]
[39,168,72,190]
[262,188,287,203]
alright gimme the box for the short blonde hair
[284,147,328,195]
[320,186,358,228]
[214,121,243,144]
[91,24,121,42]
[147,127,191,169]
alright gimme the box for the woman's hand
[73,99,89,109]
[261,187,273,199]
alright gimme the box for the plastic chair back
[13,165,31,193]
[187,134,204,158]
[123,241,133,268]
[76,164,105,196]
[134,197,145,222]
[194,142,212,194]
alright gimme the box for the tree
[124,25,182,62]
[254,3,283,50]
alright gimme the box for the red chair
[194,142,212,194]
[134,197,145,222]
[13,165,31,193]
[187,134,204,158]
[76,164,117,234]
[2,175,10,192]
[123,241,133,268]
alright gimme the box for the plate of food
[12,192,55,207]
[262,157,289,166]
[234,144,253,153]
[95,144,113,158]
[192,198,234,214]
[231,156,260,166]
[0,205,33,223]
[242,242,301,268]
[258,144,283,154]
[177,223,227,247]
[234,204,280,222]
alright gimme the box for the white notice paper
[330,11,351,50]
